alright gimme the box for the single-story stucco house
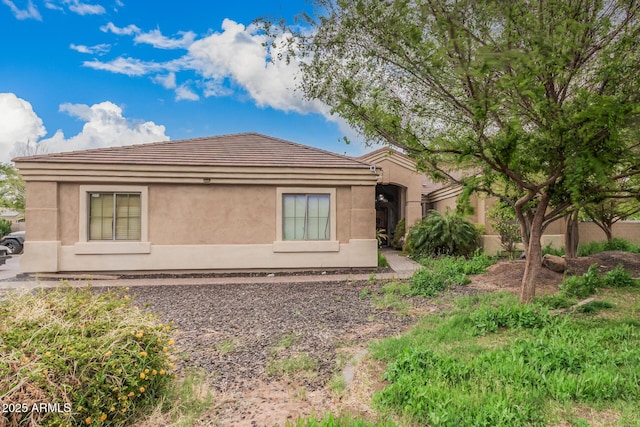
[14,133,380,273]
[15,133,640,274]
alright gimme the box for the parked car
[0,230,24,254]
[0,245,10,266]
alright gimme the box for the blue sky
[0,0,375,163]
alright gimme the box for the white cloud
[3,0,41,20]
[0,94,168,163]
[134,29,196,50]
[151,72,177,89]
[70,43,110,55]
[65,0,104,15]
[44,1,63,11]
[100,22,140,36]
[44,101,168,152]
[86,19,330,118]
[83,57,167,76]
[175,85,199,101]
[0,93,46,162]
[186,19,326,116]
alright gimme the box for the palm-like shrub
[407,210,481,258]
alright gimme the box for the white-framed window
[76,185,150,254]
[274,187,338,252]
[282,194,330,241]
[89,192,141,241]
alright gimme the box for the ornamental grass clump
[0,283,176,426]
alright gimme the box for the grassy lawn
[294,286,640,427]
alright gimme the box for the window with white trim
[88,192,141,241]
[282,194,330,241]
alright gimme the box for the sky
[0,0,377,164]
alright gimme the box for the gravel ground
[121,279,422,391]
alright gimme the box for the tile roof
[13,133,372,169]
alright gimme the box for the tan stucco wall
[21,180,377,273]
[360,152,423,228]
[579,221,640,244]
[25,181,58,241]
[59,183,80,245]
[148,184,276,245]
[431,197,458,218]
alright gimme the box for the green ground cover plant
[577,237,640,257]
[559,264,639,299]
[0,284,176,426]
[377,251,390,268]
[410,253,495,297]
[286,413,395,427]
[368,290,640,426]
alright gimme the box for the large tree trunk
[520,194,551,304]
[564,210,579,258]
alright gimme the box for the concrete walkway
[0,249,422,291]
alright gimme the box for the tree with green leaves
[0,164,26,212]
[584,198,640,242]
[265,0,640,302]
[488,200,522,259]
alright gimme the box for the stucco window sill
[73,242,151,255]
[272,240,340,253]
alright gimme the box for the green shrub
[542,243,565,257]
[487,201,522,258]
[559,264,603,298]
[406,210,481,258]
[578,238,640,256]
[410,254,495,297]
[391,217,405,250]
[0,218,11,237]
[411,267,464,297]
[602,264,638,288]
[0,284,176,426]
[559,264,639,299]
[577,241,605,257]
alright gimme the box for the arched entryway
[375,183,405,246]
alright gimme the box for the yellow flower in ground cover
[100,413,107,421]
[109,406,115,412]
[139,372,146,379]
[85,417,92,424]
[152,369,157,375]
[140,351,147,357]
[159,369,165,375]
[104,350,111,358]
[139,386,145,392]
[167,339,175,345]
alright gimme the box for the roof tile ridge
[256,133,372,167]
